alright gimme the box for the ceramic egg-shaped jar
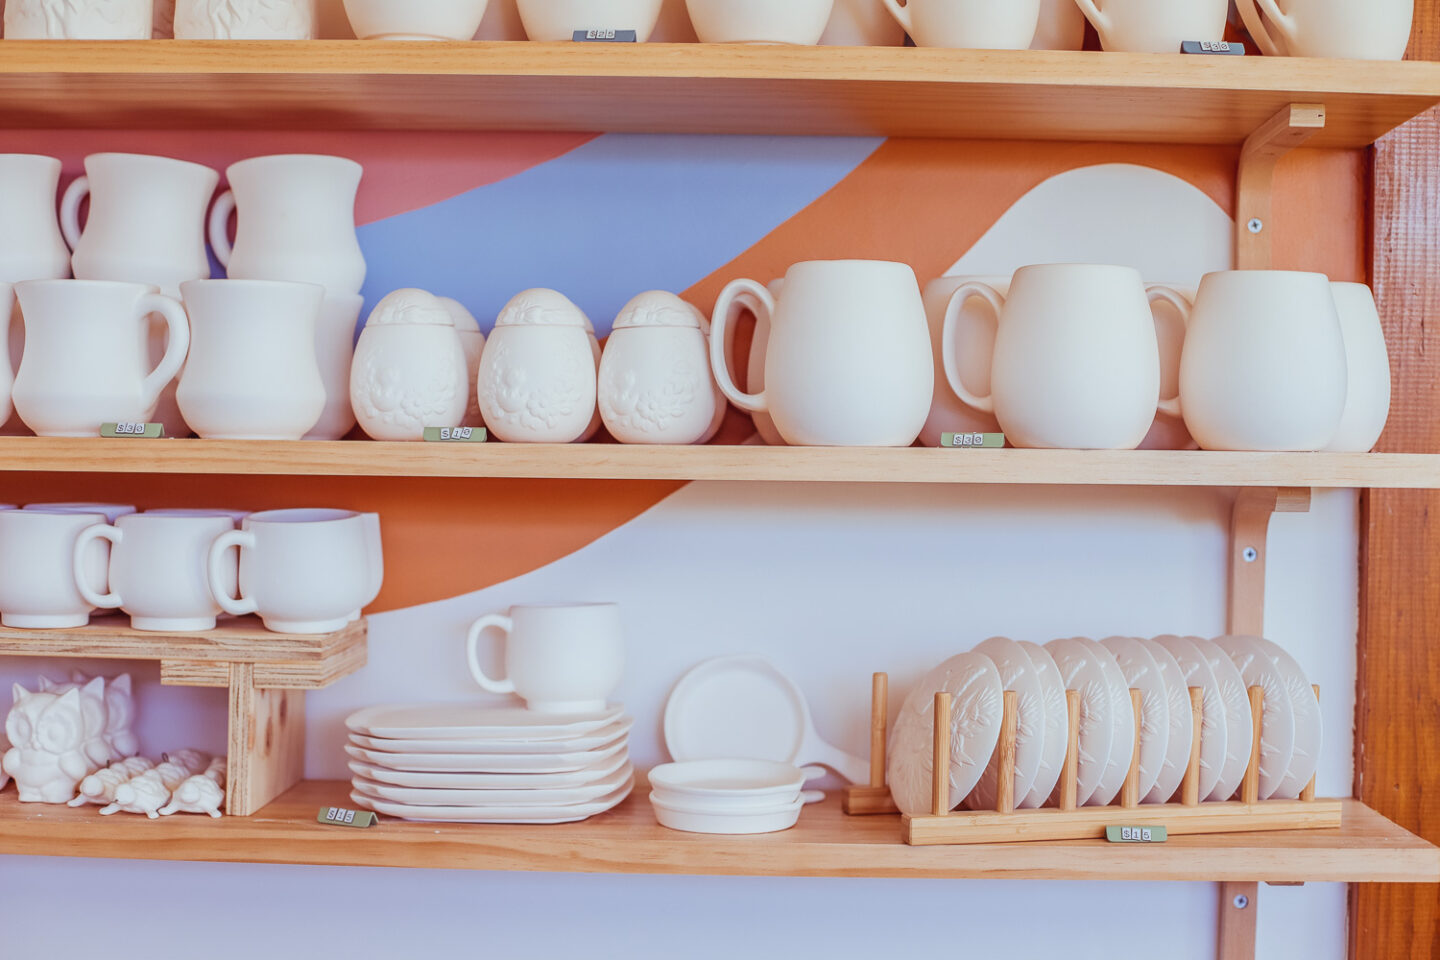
[350,288,469,441]
[599,292,718,445]
[440,297,486,430]
[478,289,597,443]
[579,309,603,442]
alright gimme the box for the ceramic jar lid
[495,288,590,328]
[613,290,702,330]
[366,288,454,327]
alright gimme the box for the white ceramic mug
[0,283,16,429]
[13,280,190,438]
[466,602,624,713]
[1244,0,1412,59]
[209,155,366,298]
[686,0,835,44]
[175,0,316,37]
[0,509,109,629]
[74,513,237,632]
[177,279,327,440]
[822,0,905,45]
[919,275,1006,447]
[5,0,153,37]
[1074,0,1230,52]
[62,153,219,297]
[356,511,383,620]
[305,294,366,441]
[0,156,70,283]
[709,260,934,447]
[208,508,371,634]
[940,264,1187,449]
[882,0,1041,48]
[726,279,787,446]
[516,0,663,40]
[1323,282,1390,453]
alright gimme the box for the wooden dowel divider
[1182,686,1203,806]
[1242,685,1264,805]
[1301,684,1319,802]
[1121,688,1142,808]
[869,672,888,788]
[932,692,952,818]
[1060,689,1080,812]
[996,690,1019,814]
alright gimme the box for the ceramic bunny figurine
[477,289,598,443]
[102,769,171,819]
[351,289,470,441]
[68,756,154,807]
[160,758,227,818]
[3,684,92,803]
[39,675,114,768]
[164,749,211,776]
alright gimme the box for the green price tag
[318,806,377,828]
[941,432,1005,449]
[423,427,487,443]
[100,422,164,439]
[1106,825,1167,843]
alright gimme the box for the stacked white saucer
[648,759,823,835]
[344,703,633,823]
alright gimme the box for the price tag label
[317,806,377,828]
[1180,40,1245,55]
[941,432,1005,449]
[1106,825,1167,843]
[572,29,638,42]
[423,426,488,443]
[100,422,164,439]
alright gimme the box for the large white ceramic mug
[0,156,70,283]
[74,513,237,632]
[5,0,153,37]
[686,0,834,44]
[1324,282,1390,453]
[177,279,327,440]
[305,294,366,440]
[882,0,1041,48]
[175,0,316,37]
[516,0,663,40]
[1244,0,1412,60]
[0,509,109,629]
[1074,0,1230,52]
[709,260,933,447]
[12,280,189,438]
[466,602,624,714]
[208,508,371,634]
[940,264,1187,449]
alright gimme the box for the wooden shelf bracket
[1236,104,1327,270]
[1229,487,1312,636]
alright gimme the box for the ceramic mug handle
[940,280,1007,415]
[1070,0,1112,45]
[72,524,122,610]
[136,292,191,414]
[207,191,236,269]
[58,175,89,252]
[1251,0,1299,50]
[466,613,518,695]
[208,529,258,617]
[879,0,914,34]
[1145,283,1193,420]
[708,279,773,414]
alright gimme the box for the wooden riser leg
[1218,881,1259,960]
[227,662,305,817]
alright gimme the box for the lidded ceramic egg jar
[599,291,718,445]
[350,288,469,441]
[478,288,598,444]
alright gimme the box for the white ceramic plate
[1152,636,1226,801]
[647,759,818,803]
[1188,636,1257,801]
[1210,635,1297,801]
[352,762,634,807]
[346,703,624,741]
[1017,639,1067,809]
[1098,636,1169,803]
[347,749,630,789]
[650,791,803,835]
[349,716,633,755]
[1079,638,1138,807]
[1246,635,1323,798]
[1138,637,1194,804]
[885,651,1004,816]
[1043,637,1114,806]
[351,776,633,824]
[964,637,1044,812]
[344,737,628,773]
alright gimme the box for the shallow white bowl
[516,0,664,41]
[685,0,834,44]
[648,759,819,803]
[650,791,805,834]
[344,0,492,40]
[651,786,822,813]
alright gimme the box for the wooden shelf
[0,781,1434,883]
[0,41,1435,143]
[0,439,1436,488]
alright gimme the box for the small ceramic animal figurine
[203,756,227,786]
[3,684,92,803]
[68,756,154,807]
[599,290,718,445]
[478,289,598,443]
[102,769,171,819]
[439,297,485,430]
[351,288,470,441]
[164,749,211,776]
[160,773,226,818]
[153,760,194,791]
[39,675,114,768]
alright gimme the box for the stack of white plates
[648,759,823,835]
[344,703,634,823]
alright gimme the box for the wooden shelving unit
[0,42,1435,142]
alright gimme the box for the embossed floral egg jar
[599,290,717,445]
[350,288,469,441]
[478,288,598,443]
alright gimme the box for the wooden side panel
[226,664,306,817]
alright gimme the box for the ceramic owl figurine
[439,297,486,430]
[103,769,171,819]
[69,756,154,807]
[351,289,470,441]
[3,684,92,803]
[39,675,114,768]
[478,289,598,443]
[599,290,718,445]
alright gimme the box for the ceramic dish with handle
[647,759,821,804]
[517,0,664,41]
[352,762,634,806]
[346,703,624,741]
[650,787,825,814]
[347,749,629,789]
[343,0,492,39]
[348,716,632,754]
[649,791,805,835]
[352,776,633,823]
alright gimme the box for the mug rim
[1,509,106,524]
[226,154,363,176]
[246,507,362,525]
[114,512,235,528]
[1200,269,1332,282]
[84,152,219,176]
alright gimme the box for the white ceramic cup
[74,513,238,632]
[1245,0,1412,59]
[466,602,624,713]
[175,0,316,37]
[1323,282,1390,453]
[305,294,366,441]
[516,0,664,40]
[25,503,137,523]
[5,0,153,37]
[882,0,1041,48]
[208,508,371,634]
[177,279,327,440]
[343,0,491,38]
[1074,0,1230,53]
[0,156,70,283]
[686,0,835,44]
[0,509,109,629]
[12,280,190,438]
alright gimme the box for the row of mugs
[0,503,382,634]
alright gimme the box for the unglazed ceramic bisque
[466,603,625,714]
[0,510,109,630]
[1031,0,1084,48]
[599,291,717,445]
[342,0,489,39]
[685,0,834,44]
[821,0,904,45]
[5,0,152,37]
[1074,0,1229,52]
[1243,0,1412,59]
[882,0,1040,48]
[919,275,1006,447]
[351,289,470,442]
[516,0,663,40]
[1323,282,1390,453]
[478,288,597,444]
[0,155,70,283]
[174,0,316,38]
[304,294,366,440]
[439,298,486,430]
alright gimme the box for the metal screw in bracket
[1243,547,1259,563]
[1247,218,1264,234]
[1233,894,1250,910]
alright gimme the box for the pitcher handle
[1071,0,1112,45]
[207,190,236,269]
[137,292,191,415]
[207,529,257,617]
[1146,283,1193,420]
[1251,0,1299,49]
[880,0,913,34]
[466,613,517,695]
[940,280,1007,415]
[59,175,89,252]
[73,524,122,610]
[709,279,773,414]
[1234,0,1283,56]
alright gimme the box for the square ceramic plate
[351,762,634,806]
[347,749,629,789]
[348,716,633,755]
[343,736,629,773]
[345,703,624,740]
[350,776,634,823]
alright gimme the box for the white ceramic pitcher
[1073,0,1230,52]
[709,260,934,447]
[1243,0,1412,59]
[209,154,366,297]
[12,280,190,437]
[0,155,70,283]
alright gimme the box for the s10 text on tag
[572,29,638,42]
[100,422,164,439]
[941,432,1005,449]
[1106,825,1167,843]
[318,806,377,828]
[423,427,488,443]
[1180,40,1245,55]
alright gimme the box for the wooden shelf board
[0,615,364,664]
[0,439,1436,488]
[0,782,1433,883]
[0,41,1434,143]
